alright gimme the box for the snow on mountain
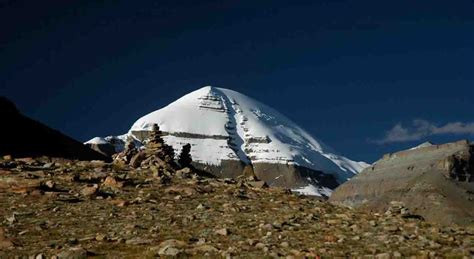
[409,141,434,150]
[87,86,368,195]
[84,137,108,145]
[292,184,333,197]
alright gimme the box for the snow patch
[84,137,107,145]
[292,184,333,197]
[410,141,434,150]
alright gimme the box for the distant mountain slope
[88,86,368,196]
[0,97,108,161]
[330,140,474,226]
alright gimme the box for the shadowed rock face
[191,160,246,179]
[330,140,474,226]
[252,163,339,189]
[0,97,108,161]
[189,160,339,190]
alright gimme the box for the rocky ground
[1,157,473,258]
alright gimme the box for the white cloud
[375,119,474,144]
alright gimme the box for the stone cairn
[113,136,138,164]
[114,124,195,183]
[126,124,177,170]
[147,124,176,165]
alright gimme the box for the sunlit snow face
[90,86,368,184]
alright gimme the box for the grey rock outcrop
[330,140,474,226]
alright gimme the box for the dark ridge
[0,96,19,114]
[0,96,109,161]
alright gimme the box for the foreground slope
[0,157,472,257]
[89,86,367,195]
[330,140,474,226]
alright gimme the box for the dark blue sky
[1,0,473,162]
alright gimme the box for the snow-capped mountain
[87,86,368,196]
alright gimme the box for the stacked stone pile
[113,124,198,184]
[113,137,138,164]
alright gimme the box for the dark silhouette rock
[0,97,108,161]
[178,144,192,168]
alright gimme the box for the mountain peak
[89,86,368,196]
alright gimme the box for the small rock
[43,162,55,169]
[125,237,152,245]
[18,230,29,236]
[352,235,361,241]
[215,228,229,236]
[335,213,351,220]
[67,238,79,245]
[247,180,268,189]
[262,223,273,230]
[95,233,107,241]
[375,253,391,259]
[255,242,266,249]
[247,239,257,246]
[103,176,123,189]
[109,199,128,207]
[80,184,98,197]
[383,225,399,232]
[0,227,14,249]
[176,167,192,178]
[153,239,187,256]
[165,186,197,196]
[280,241,290,248]
[327,219,341,225]
[43,180,55,190]
[159,246,181,256]
[190,244,219,253]
[56,247,87,259]
[196,203,207,210]
[6,214,17,224]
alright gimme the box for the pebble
[56,247,87,259]
[196,203,207,210]
[375,252,391,259]
[125,237,152,245]
[80,184,98,197]
[215,228,229,236]
[95,233,107,241]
